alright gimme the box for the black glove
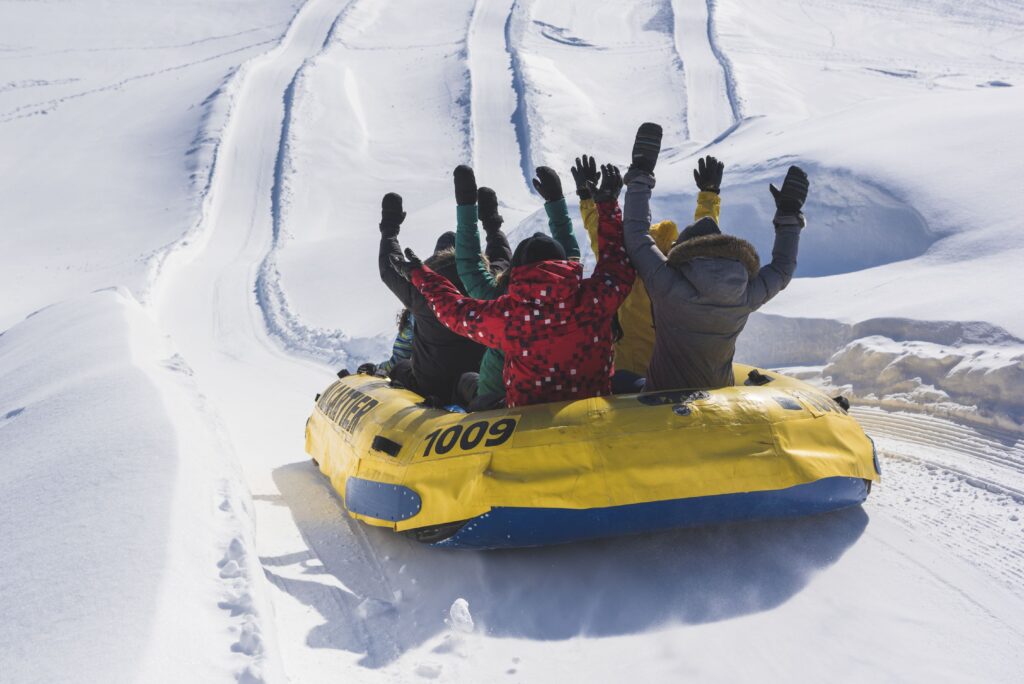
[532,166,563,203]
[769,166,809,216]
[629,122,663,175]
[389,247,423,281]
[356,362,377,375]
[380,193,406,237]
[588,164,623,203]
[453,165,477,206]
[693,155,724,194]
[570,155,600,200]
[477,186,504,234]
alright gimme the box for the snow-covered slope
[0,0,300,331]
[0,290,280,683]
[3,0,1024,682]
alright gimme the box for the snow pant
[457,372,507,412]
[388,359,417,391]
[611,369,646,394]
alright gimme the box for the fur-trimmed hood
[666,233,760,304]
[666,233,760,279]
[425,247,467,294]
[425,246,456,271]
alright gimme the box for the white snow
[826,335,1024,427]
[3,0,1024,681]
[448,598,476,634]
[0,289,281,682]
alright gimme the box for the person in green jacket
[452,164,581,409]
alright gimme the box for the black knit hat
[676,216,721,244]
[434,231,457,253]
[510,232,567,268]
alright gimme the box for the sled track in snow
[856,407,1024,597]
[256,0,390,370]
[0,38,279,123]
[142,0,1024,677]
[502,0,535,191]
[659,0,691,141]
[855,407,1024,495]
[148,0,407,676]
[703,0,743,122]
[466,0,534,203]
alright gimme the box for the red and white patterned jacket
[411,200,635,407]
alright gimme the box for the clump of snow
[414,662,443,679]
[448,598,475,634]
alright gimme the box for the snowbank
[0,289,279,683]
[737,313,1024,429]
[826,336,1024,428]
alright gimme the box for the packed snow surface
[2,0,1023,682]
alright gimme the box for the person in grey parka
[621,122,810,391]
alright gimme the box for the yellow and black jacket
[580,191,720,375]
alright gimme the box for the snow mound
[653,164,937,277]
[738,314,1024,429]
[0,289,279,682]
[826,336,1024,428]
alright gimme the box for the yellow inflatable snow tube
[305,364,880,549]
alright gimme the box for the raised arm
[747,166,809,309]
[377,193,414,307]
[571,155,601,258]
[692,154,724,222]
[579,165,635,314]
[533,166,580,260]
[622,123,678,299]
[479,186,512,273]
[453,166,504,300]
[391,249,509,350]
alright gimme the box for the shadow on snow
[263,460,868,668]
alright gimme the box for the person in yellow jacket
[572,153,724,380]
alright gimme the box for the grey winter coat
[622,172,803,390]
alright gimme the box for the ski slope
[2,0,1024,682]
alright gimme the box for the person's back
[621,123,809,391]
[406,248,486,399]
[574,153,723,377]
[377,195,486,403]
[451,164,580,407]
[644,231,763,389]
[389,166,635,408]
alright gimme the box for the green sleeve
[544,198,581,260]
[455,204,502,300]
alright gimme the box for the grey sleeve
[746,213,804,310]
[622,174,677,299]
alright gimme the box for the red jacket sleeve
[579,199,636,315]
[411,266,510,350]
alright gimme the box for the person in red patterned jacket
[388,165,635,408]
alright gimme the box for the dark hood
[667,233,760,304]
[511,232,567,269]
[434,231,456,253]
[675,216,721,244]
